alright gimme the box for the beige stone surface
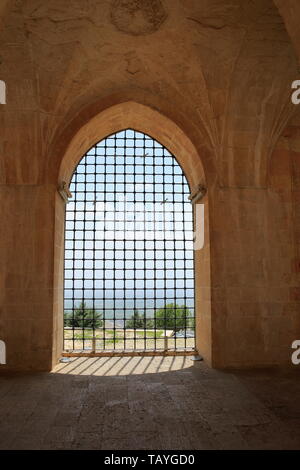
[0,0,300,370]
[0,357,300,450]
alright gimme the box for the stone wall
[0,0,300,370]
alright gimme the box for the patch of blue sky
[65,130,194,313]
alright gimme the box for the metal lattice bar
[64,129,195,353]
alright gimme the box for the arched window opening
[64,129,195,354]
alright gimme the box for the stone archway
[53,101,212,368]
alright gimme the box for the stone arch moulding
[56,101,207,188]
[52,101,212,368]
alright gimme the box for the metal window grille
[64,129,195,354]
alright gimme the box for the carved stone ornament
[58,181,72,203]
[188,184,207,204]
[111,0,167,36]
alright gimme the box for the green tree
[64,301,103,328]
[154,303,193,332]
[126,310,154,329]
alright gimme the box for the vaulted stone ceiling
[0,0,299,187]
[274,0,300,61]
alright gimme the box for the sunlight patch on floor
[52,355,194,376]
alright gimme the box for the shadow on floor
[0,356,299,450]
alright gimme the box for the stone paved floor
[0,356,299,450]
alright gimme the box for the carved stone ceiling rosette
[111,0,167,36]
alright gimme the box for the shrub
[154,303,194,331]
[64,301,103,328]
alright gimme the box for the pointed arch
[58,101,206,190]
[52,101,212,366]
[64,128,195,353]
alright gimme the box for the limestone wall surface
[0,0,299,370]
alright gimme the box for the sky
[64,129,195,320]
